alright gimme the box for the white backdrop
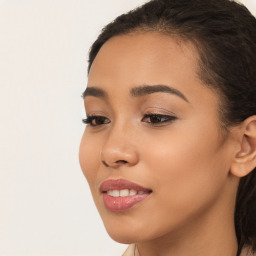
[0,0,255,255]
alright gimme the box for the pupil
[92,117,104,125]
[96,117,104,124]
[151,115,160,123]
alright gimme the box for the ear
[230,116,256,178]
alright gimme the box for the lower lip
[102,193,150,212]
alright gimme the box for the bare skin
[79,32,256,256]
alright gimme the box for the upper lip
[100,179,152,193]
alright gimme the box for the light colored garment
[122,244,135,256]
[122,244,256,256]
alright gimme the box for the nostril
[102,159,128,167]
[116,160,128,164]
[100,147,138,168]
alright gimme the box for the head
[80,0,256,254]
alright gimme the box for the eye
[142,114,177,125]
[82,115,110,127]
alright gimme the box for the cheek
[79,131,102,187]
[141,124,229,215]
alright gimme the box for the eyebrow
[82,84,189,103]
[130,85,189,102]
[82,87,107,99]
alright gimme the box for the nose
[100,125,139,168]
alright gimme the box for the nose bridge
[101,118,138,167]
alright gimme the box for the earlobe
[230,116,256,178]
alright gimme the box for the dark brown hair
[87,0,256,254]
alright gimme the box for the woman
[79,0,256,255]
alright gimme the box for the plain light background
[0,0,255,255]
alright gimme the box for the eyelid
[82,115,110,127]
[141,113,177,126]
[143,106,176,116]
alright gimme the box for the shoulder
[122,244,135,256]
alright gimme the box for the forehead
[87,32,211,104]
[88,32,201,85]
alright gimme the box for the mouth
[100,179,152,212]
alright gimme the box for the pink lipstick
[100,179,152,212]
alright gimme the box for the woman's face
[79,33,237,243]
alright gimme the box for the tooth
[138,191,145,194]
[129,189,137,196]
[107,190,114,196]
[120,189,129,196]
[112,190,120,197]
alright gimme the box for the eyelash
[82,114,177,127]
[142,114,177,125]
[82,116,110,127]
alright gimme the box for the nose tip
[100,122,139,169]
[101,148,139,168]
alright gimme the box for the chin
[101,215,148,244]
[108,231,136,244]
[102,220,138,244]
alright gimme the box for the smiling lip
[100,179,152,212]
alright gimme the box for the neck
[135,197,238,256]
[135,222,237,256]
